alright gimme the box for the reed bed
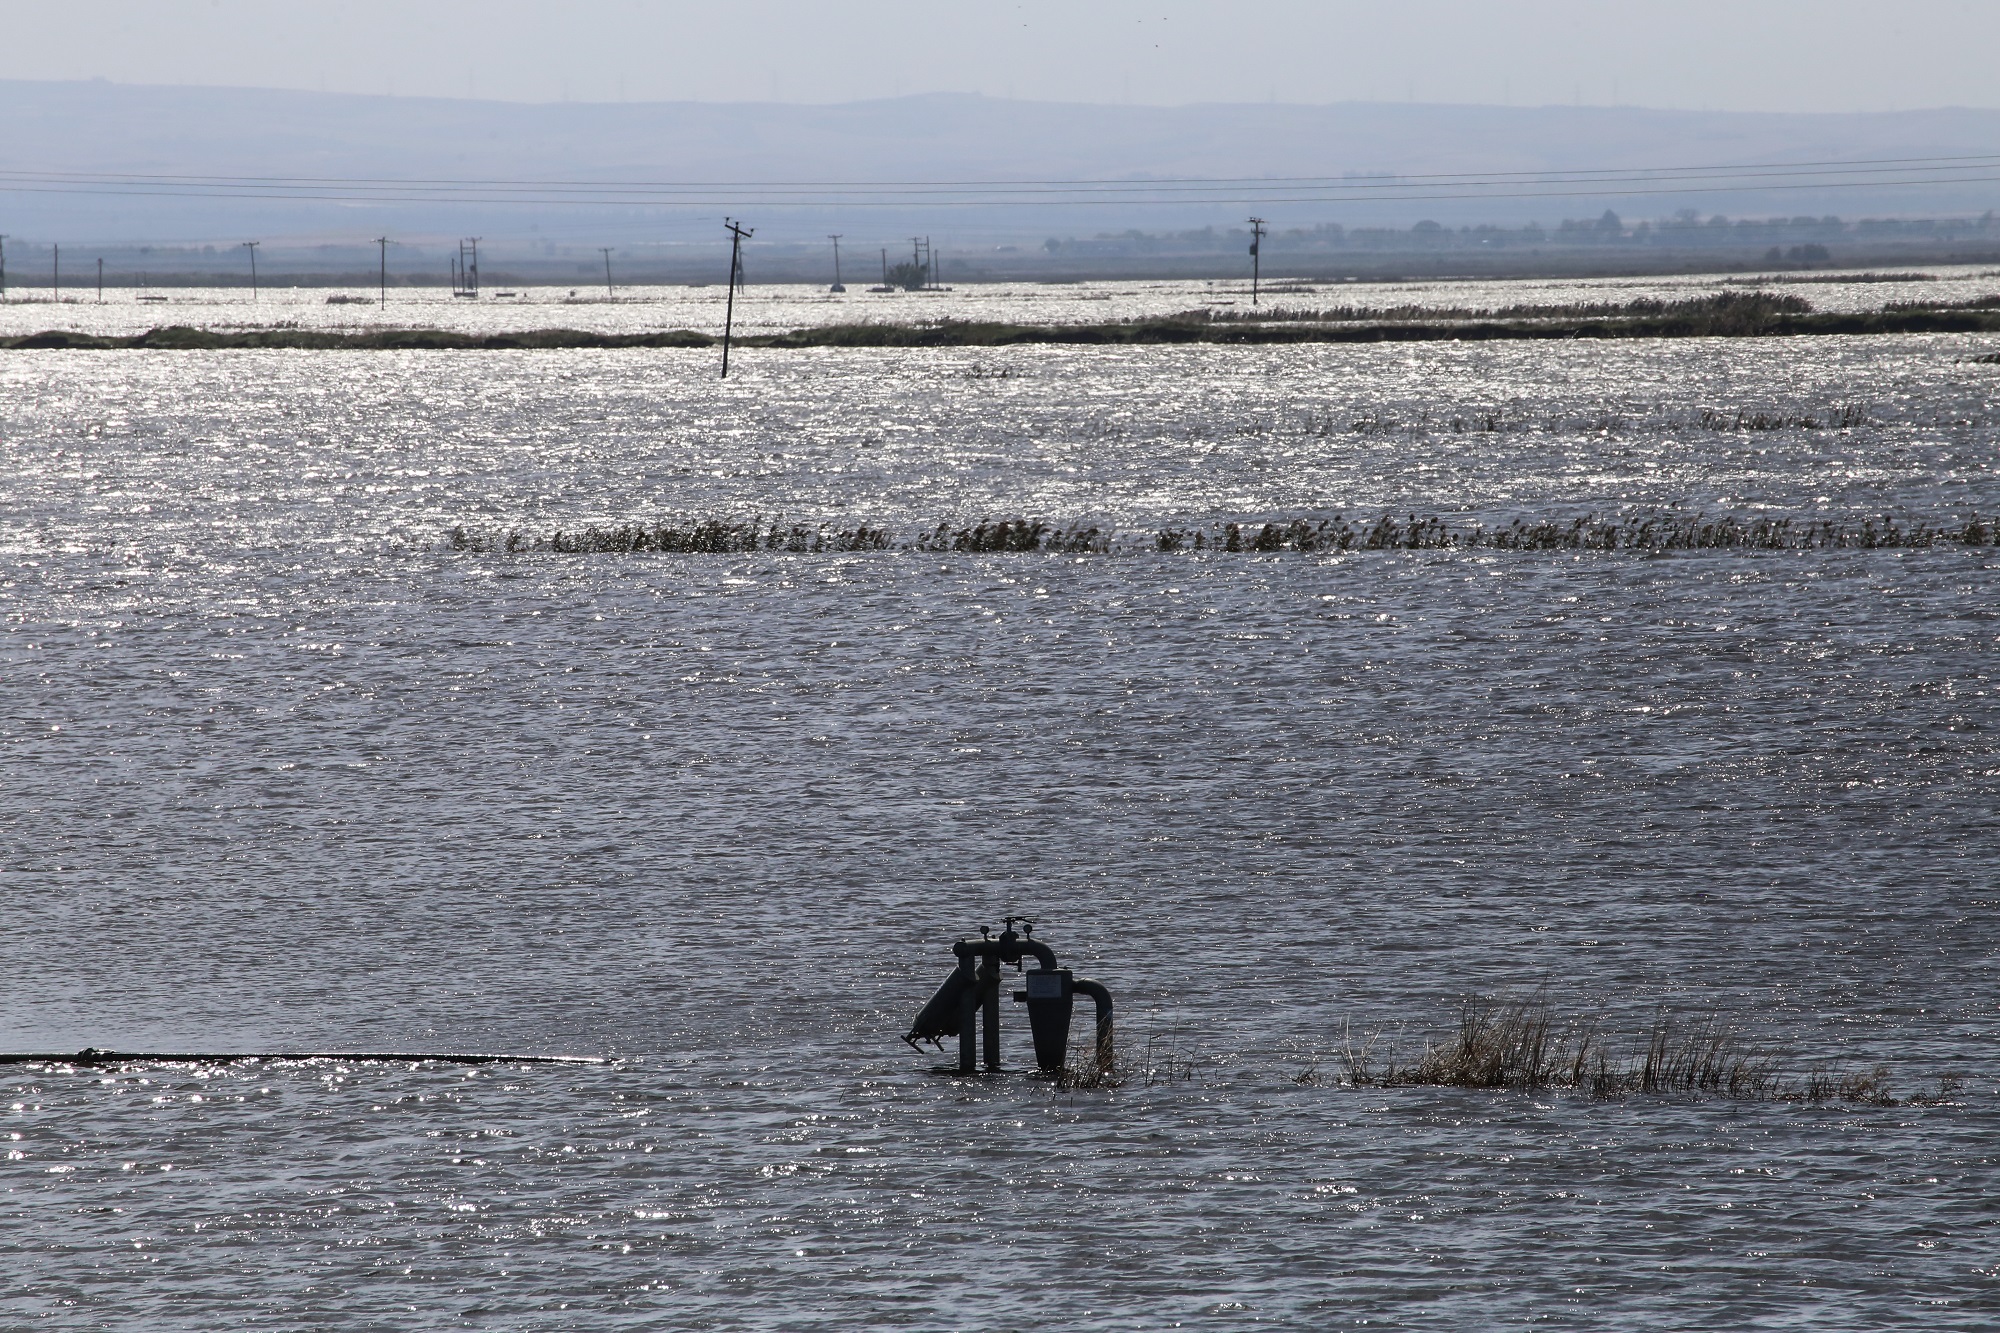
[449,512,2000,558]
[1288,402,1877,437]
[1729,272,1939,285]
[1333,995,1896,1105]
[449,520,892,554]
[1159,512,1999,552]
[910,520,1110,553]
[1190,291,1814,326]
[1885,293,2000,313]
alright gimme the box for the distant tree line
[1039,210,2000,259]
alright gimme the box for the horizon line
[4,75,1998,119]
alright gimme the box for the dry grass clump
[1335,995,1897,1105]
[1054,1033,1196,1092]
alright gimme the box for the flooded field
[1,264,1996,339]
[3,325,1996,1328]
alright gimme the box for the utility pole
[828,234,844,292]
[243,240,260,300]
[375,236,389,308]
[0,236,8,300]
[52,242,58,301]
[600,247,614,299]
[721,217,752,379]
[453,237,482,298]
[97,257,103,303]
[1247,217,1267,305]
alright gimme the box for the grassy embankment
[8,292,2000,350]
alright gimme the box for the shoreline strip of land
[5,293,1999,350]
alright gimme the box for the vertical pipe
[980,958,1001,1072]
[1073,980,1115,1076]
[956,966,979,1074]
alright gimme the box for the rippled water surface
[3,330,1998,1328]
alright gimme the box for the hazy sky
[3,0,1996,114]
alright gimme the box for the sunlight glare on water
[2,325,1996,1328]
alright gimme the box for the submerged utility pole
[375,236,389,308]
[721,217,752,379]
[828,234,844,292]
[1247,217,1266,304]
[52,242,58,301]
[599,247,614,299]
[243,240,260,300]
[97,257,103,303]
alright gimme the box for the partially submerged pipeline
[903,919,1115,1077]
[0,1048,605,1067]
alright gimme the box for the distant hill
[2,79,1997,269]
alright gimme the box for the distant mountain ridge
[3,79,1998,245]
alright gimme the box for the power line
[4,150,2000,190]
[5,175,1996,212]
[0,153,1996,210]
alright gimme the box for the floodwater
[0,262,1996,339]
[3,311,1998,1328]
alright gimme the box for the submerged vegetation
[1153,512,2000,552]
[1324,995,1900,1105]
[449,512,2000,557]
